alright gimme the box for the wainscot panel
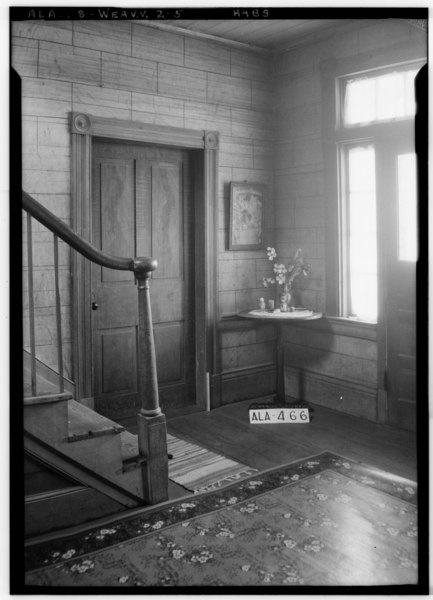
[221,364,276,406]
[285,366,378,422]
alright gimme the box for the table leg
[276,324,286,404]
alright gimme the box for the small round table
[239,309,323,405]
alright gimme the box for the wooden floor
[122,399,418,501]
[166,400,417,483]
[24,399,422,589]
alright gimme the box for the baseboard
[209,373,222,409]
[98,397,204,422]
[377,389,387,423]
[221,363,276,405]
[284,366,378,422]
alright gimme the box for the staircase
[24,381,145,536]
[22,191,168,537]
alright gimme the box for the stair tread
[68,401,125,438]
[24,392,73,406]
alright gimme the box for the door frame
[376,128,417,430]
[70,112,219,414]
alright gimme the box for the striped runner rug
[167,433,258,494]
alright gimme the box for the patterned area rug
[167,433,258,493]
[25,452,417,588]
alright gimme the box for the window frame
[339,139,377,320]
[321,50,425,322]
[336,60,423,130]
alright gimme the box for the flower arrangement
[262,247,310,302]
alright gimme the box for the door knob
[92,302,99,310]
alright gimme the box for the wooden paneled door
[377,134,417,431]
[91,141,196,419]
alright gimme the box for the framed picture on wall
[229,182,267,250]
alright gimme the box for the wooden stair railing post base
[134,257,169,505]
[137,412,169,505]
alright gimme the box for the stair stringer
[24,399,146,501]
[24,431,144,509]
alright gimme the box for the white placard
[249,407,310,424]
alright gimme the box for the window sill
[319,315,377,341]
[326,316,377,329]
[279,315,377,341]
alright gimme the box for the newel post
[133,257,168,505]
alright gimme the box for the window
[343,68,418,126]
[336,61,422,322]
[341,145,377,320]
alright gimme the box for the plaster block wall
[272,19,426,420]
[13,21,274,392]
[17,18,424,414]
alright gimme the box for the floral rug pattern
[25,452,417,588]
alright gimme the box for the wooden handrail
[23,189,168,505]
[22,191,157,275]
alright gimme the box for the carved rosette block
[71,113,92,135]
[204,131,219,150]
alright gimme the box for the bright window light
[398,153,417,261]
[344,69,418,126]
[347,146,377,321]
[344,79,375,125]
